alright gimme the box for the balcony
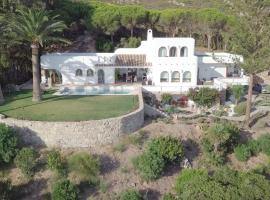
[213,76,250,89]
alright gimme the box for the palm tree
[8,8,67,101]
[0,84,4,104]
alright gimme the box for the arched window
[180,47,188,57]
[75,69,83,77]
[169,47,177,57]
[87,69,94,77]
[160,71,169,82]
[158,47,167,57]
[171,71,180,82]
[183,71,191,82]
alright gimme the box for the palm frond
[6,8,68,47]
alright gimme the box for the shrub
[188,88,219,108]
[234,145,252,161]
[213,108,227,117]
[0,123,17,163]
[163,193,177,200]
[96,38,114,52]
[175,168,270,200]
[47,149,65,176]
[133,151,165,181]
[68,152,100,184]
[231,85,245,105]
[113,143,126,152]
[202,122,240,165]
[125,130,147,146]
[51,179,79,200]
[119,190,143,200]
[246,139,260,155]
[234,101,246,116]
[14,148,37,178]
[161,93,173,105]
[257,134,270,156]
[0,179,12,200]
[118,37,141,48]
[175,169,209,195]
[147,136,184,164]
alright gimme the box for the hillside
[99,0,231,9]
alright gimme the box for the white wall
[41,53,115,85]
[198,64,227,81]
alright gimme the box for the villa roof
[95,54,152,68]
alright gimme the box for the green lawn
[0,90,139,121]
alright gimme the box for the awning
[95,54,152,68]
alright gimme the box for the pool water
[57,86,132,96]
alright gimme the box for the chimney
[147,29,153,40]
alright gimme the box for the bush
[246,139,260,155]
[0,123,17,163]
[213,108,227,117]
[14,148,37,178]
[133,151,165,181]
[96,38,114,52]
[234,135,270,162]
[175,168,270,200]
[119,190,143,200]
[163,193,177,200]
[113,143,126,152]
[118,37,141,48]
[234,145,252,162]
[231,85,245,104]
[0,179,12,200]
[188,88,219,108]
[47,150,63,172]
[161,93,173,105]
[175,169,209,195]
[257,134,270,156]
[202,122,240,165]
[147,136,184,164]
[234,102,247,116]
[51,179,79,200]
[68,152,100,184]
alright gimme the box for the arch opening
[160,71,169,82]
[183,71,191,82]
[171,71,180,82]
[158,47,167,57]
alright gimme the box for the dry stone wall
[0,89,144,148]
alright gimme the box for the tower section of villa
[143,30,198,89]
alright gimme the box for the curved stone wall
[0,89,144,148]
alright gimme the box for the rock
[181,158,192,169]
[0,114,6,119]
[131,182,137,187]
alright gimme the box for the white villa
[41,29,249,93]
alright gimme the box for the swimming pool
[55,85,135,96]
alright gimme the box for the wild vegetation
[202,122,240,165]
[173,167,270,200]
[0,117,269,199]
[133,136,184,180]
[0,0,270,199]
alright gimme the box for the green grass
[0,90,139,121]
[100,0,228,9]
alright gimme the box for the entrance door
[98,69,105,84]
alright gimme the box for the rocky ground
[6,115,270,200]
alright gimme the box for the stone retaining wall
[0,89,144,148]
